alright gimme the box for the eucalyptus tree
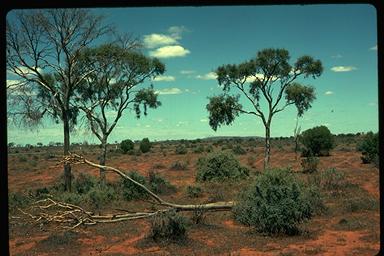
[6,9,110,191]
[74,43,165,184]
[207,48,322,169]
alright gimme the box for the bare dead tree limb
[18,153,235,229]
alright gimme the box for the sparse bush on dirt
[196,152,249,182]
[120,139,134,154]
[186,185,202,198]
[120,171,148,201]
[357,131,379,165]
[319,168,348,192]
[169,161,188,171]
[301,155,319,173]
[232,145,246,155]
[233,168,319,235]
[175,144,187,155]
[152,163,166,169]
[87,185,116,209]
[343,196,379,213]
[73,173,98,194]
[191,206,206,224]
[247,155,256,168]
[300,126,334,156]
[193,145,205,153]
[18,155,28,162]
[148,171,176,195]
[8,192,32,209]
[149,210,187,242]
[140,138,152,153]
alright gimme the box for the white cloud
[368,102,377,106]
[180,70,195,75]
[184,89,190,92]
[6,79,23,89]
[196,72,217,80]
[167,26,188,39]
[145,125,151,128]
[200,118,208,122]
[155,87,183,95]
[10,66,43,76]
[143,34,178,49]
[370,45,377,51]
[331,54,343,59]
[330,66,357,72]
[149,45,190,58]
[152,75,176,82]
[324,91,334,95]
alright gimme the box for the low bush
[8,192,31,209]
[149,210,187,242]
[120,171,148,201]
[186,185,202,198]
[193,145,205,153]
[343,196,379,212]
[73,173,97,194]
[169,161,188,171]
[87,185,116,209]
[300,126,334,156]
[120,139,134,154]
[140,138,152,153]
[319,168,348,191]
[233,168,320,235]
[196,152,249,182]
[301,156,319,173]
[148,171,176,195]
[357,131,379,165]
[232,145,246,155]
[175,144,187,155]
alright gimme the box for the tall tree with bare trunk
[73,42,165,185]
[207,48,322,169]
[6,9,110,191]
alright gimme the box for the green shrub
[148,171,176,195]
[169,161,188,171]
[233,168,318,235]
[196,152,249,182]
[59,192,83,205]
[357,132,378,164]
[175,144,187,155]
[232,145,246,155]
[87,185,116,209]
[120,171,148,200]
[8,192,31,209]
[319,168,347,191]
[149,210,187,241]
[300,126,334,156]
[120,139,134,154]
[343,196,379,212]
[186,185,202,198]
[140,138,152,153]
[73,173,97,194]
[193,145,205,153]
[301,156,319,173]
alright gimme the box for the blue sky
[7,4,378,145]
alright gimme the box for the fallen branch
[19,153,235,229]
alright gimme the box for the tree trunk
[63,113,72,192]
[264,125,271,170]
[99,138,107,186]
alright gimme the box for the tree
[74,43,164,184]
[7,9,110,191]
[207,48,322,169]
[300,125,334,156]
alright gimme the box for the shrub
[120,139,134,154]
[169,161,188,171]
[196,152,249,182]
[319,168,347,191]
[120,171,148,200]
[8,192,31,209]
[175,144,187,155]
[87,185,116,209]
[193,145,205,153]
[73,173,97,194]
[301,156,319,173]
[300,126,334,156]
[233,168,318,235]
[140,138,152,153]
[357,132,378,164]
[232,145,246,155]
[343,196,379,212]
[148,171,176,195]
[149,210,187,241]
[186,185,202,198]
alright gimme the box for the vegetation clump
[196,152,249,182]
[357,131,379,165]
[120,171,148,200]
[300,125,334,156]
[169,161,188,171]
[149,210,187,242]
[175,144,187,155]
[120,139,134,154]
[140,138,152,153]
[233,168,320,235]
[186,185,202,198]
[301,155,319,173]
[232,145,246,155]
[147,171,176,195]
